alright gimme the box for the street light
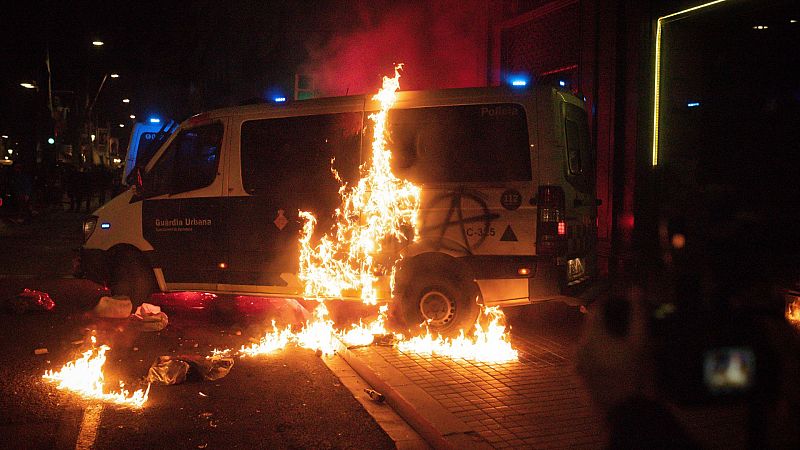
[92,40,104,47]
[20,82,36,89]
[1,135,7,139]
[118,124,125,128]
[122,98,130,103]
[110,73,120,78]
[129,114,136,119]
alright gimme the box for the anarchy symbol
[420,189,500,254]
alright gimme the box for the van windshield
[385,103,531,184]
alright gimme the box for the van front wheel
[109,249,155,308]
[399,273,480,337]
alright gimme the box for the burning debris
[42,336,150,408]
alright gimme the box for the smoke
[304,0,489,96]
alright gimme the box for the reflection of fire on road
[242,66,518,364]
[42,336,150,408]
[786,297,800,329]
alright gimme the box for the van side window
[146,123,223,196]
[384,104,531,183]
[240,113,361,196]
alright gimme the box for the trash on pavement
[34,348,49,355]
[146,354,234,386]
[5,289,55,313]
[147,356,190,385]
[93,296,132,318]
[364,388,385,403]
[133,303,169,331]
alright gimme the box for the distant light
[559,80,567,87]
[791,19,797,23]
[752,25,768,30]
[91,134,96,142]
[110,73,119,78]
[687,102,701,108]
[3,156,7,160]
[149,117,160,123]
[511,79,527,87]
[20,82,36,89]
[47,138,55,144]
[7,149,12,154]
[100,223,111,229]
[274,96,287,103]
[122,98,130,103]
[113,158,121,164]
[2,135,7,139]
[129,114,136,119]
[119,124,125,128]
[92,41,104,46]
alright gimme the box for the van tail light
[537,185,566,255]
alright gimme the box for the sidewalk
[338,303,748,449]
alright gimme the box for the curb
[334,340,491,450]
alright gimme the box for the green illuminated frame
[652,0,728,166]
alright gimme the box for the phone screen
[703,347,755,394]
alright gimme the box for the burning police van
[80,84,599,334]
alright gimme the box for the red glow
[303,1,488,95]
[558,221,566,236]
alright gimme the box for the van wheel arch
[393,253,481,337]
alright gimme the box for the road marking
[75,404,103,450]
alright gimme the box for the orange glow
[786,298,800,329]
[42,336,150,408]
[517,267,531,276]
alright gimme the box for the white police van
[80,85,599,333]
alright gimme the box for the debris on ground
[146,354,234,385]
[147,356,190,385]
[93,296,132,318]
[133,303,168,331]
[364,388,385,403]
[5,289,56,314]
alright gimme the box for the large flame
[298,64,420,304]
[240,66,518,364]
[42,336,150,408]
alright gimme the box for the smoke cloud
[304,0,489,96]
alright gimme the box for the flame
[397,306,518,363]
[240,65,518,364]
[786,297,800,329]
[42,336,150,408]
[298,64,420,304]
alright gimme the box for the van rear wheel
[109,249,155,308]
[399,272,480,337]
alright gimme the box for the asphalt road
[0,210,394,449]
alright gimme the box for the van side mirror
[130,167,147,201]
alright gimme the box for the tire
[399,272,481,337]
[109,249,156,308]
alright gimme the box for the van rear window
[386,104,531,183]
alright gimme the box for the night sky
[1,0,490,153]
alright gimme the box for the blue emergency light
[511,79,527,87]
[687,102,700,108]
[149,117,161,123]
[274,97,287,103]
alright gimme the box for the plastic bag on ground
[5,289,56,313]
[93,296,132,318]
[147,356,190,385]
[146,354,234,385]
[133,302,168,331]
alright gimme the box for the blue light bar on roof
[274,97,287,103]
[149,117,161,123]
[687,102,700,108]
[511,79,527,87]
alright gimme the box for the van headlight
[83,216,98,242]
